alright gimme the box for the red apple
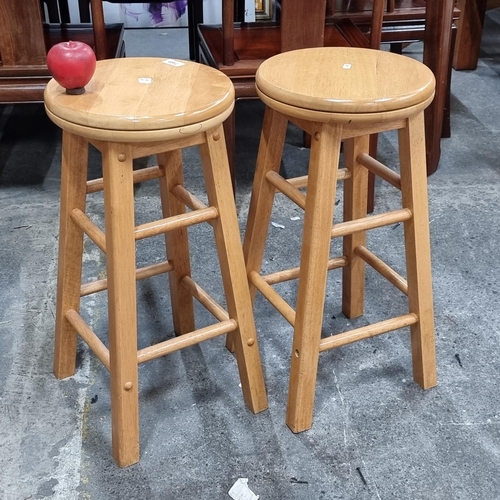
[46,41,96,95]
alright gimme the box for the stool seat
[44,57,234,141]
[256,47,435,123]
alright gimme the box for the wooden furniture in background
[453,0,487,70]
[244,47,437,432]
[329,0,457,175]
[0,0,124,104]
[82,0,204,61]
[197,0,385,186]
[45,57,268,467]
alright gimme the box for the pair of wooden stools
[44,48,437,467]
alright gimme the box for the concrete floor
[1,12,500,500]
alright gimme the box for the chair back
[280,0,327,52]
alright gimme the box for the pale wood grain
[44,58,235,132]
[244,47,437,433]
[48,57,267,466]
[53,131,89,379]
[256,47,435,115]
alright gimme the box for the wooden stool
[243,47,437,433]
[44,57,267,467]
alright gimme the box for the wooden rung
[357,153,401,190]
[266,171,306,210]
[65,309,110,370]
[80,260,174,297]
[331,208,412,238]
[180,275,229,322]
[286,175,309,189]
[86,166,163,194]
[137,319,237,363]
[319,313,418,351]
[354,245,408,295]
[172,184,209,212]
[70,208,106,252]
[249,271,296,326]
[262,257,347,285]
[286,168,350,190]
[134,206,218,240]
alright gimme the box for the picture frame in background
[255,0,274,20]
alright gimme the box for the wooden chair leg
[158,150,195,336]
[286,122,342,433]
[199,124,268,414]
[223,109,236,192]
[367,133,378,214]
[224,106,287,355]
[398,113,437,390]
[102,142,140,467]
[243,107,288,294]
[342,135,369,320]
[53,131,89,379]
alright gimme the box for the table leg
[423,0,455,175]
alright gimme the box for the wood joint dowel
[70,208,106,252]
[65,309,110,370]
[86,166,163,194]
[357,153,401,190]
[263,257,347,285]
[354,245,408,295]
[249,271,296,326]
[134,207,218,240]
[80,260,174,297]
[137,319,237,363]
[180,275,229,322]
[319,313,418,351]
[266,171,307,210]
[332,209,412,238]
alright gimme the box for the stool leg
[287,123,343,433]
[398,113,437,390]
[243,106,288,296]
[102,143,140,467]
[230,106,287,354]
[342,135,369,319]
[54,131,89,379]
[158,150,195,336]
[199,125,268,414]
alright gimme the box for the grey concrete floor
[1,13,500,500]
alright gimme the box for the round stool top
[44,57,234,134]
[256,47,435,116]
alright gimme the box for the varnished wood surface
[0,0,46,67]
[44,57,235,133]
[453,0,487,70]
[0,17,124,104]
[198,20,360,79]
[256,47,435,115]
[243,102,436,433]
[423,0,454,175]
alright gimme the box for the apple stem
[66,87,85,95]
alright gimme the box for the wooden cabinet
[0,0,124,103]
